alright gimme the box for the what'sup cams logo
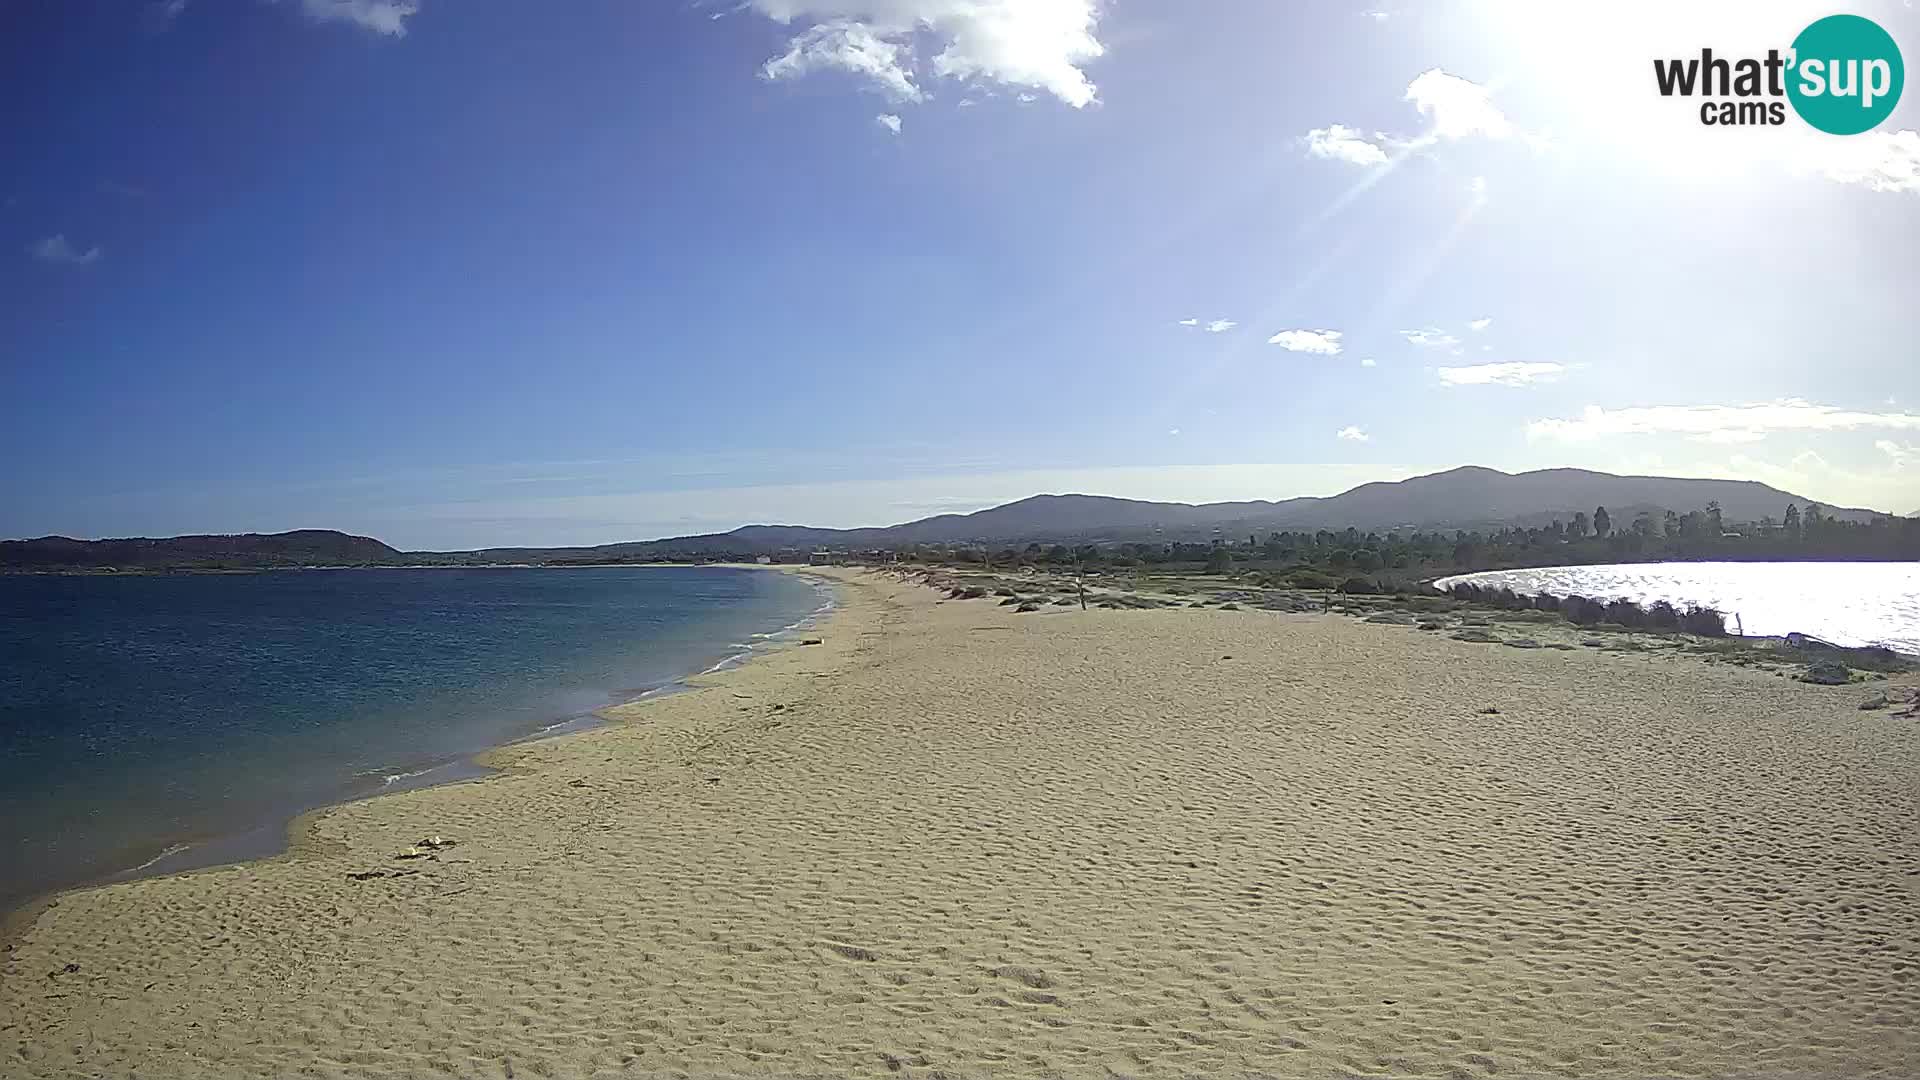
[1653,14,1904,134]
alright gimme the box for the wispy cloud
[144,0,188,30]
[875,112,902,134]
[1527,400,1920,442]
[1336,426,1370,442]
[1303,124,1388,166]
[1877,439,1918,468]
[1301,70,1519,170]
[1176,317,1236,333]
[1267,329,1343,355]
[1802,128,1920,195]
[764,21,922,101]
[297,0,419,36]
[1359,357,1377,368]
[750,0,1104,109]
[29,234,101,265]
[1398,327,1460,351]
[1438,361,1564,387]
[1468,317,1492,332]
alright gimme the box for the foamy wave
[118,843,192,876]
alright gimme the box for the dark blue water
[0,567,828,910]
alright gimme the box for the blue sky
[4,0,1917,549]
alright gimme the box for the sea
[0,566,830,913]
[1434,561,1920,654]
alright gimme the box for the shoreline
[1,564,839,941]
[8,567,1916,1077]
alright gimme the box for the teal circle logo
[1787,14,1903,135]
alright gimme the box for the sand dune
[5,567,1917,1078]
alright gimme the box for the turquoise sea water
[0,566,828,911]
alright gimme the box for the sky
[3,0,1918,549]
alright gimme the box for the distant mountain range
[1,466,1885,570]
[0,529,401,570]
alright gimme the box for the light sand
[4,567,1918,1078]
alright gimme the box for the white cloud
[1877,439,1918,468]
[1301,73,1516,171]
[764,21,924,102]
[1176,317,1236,333]
[876,112,902,134]
[1526,400,1920,442]
[1359,357,1377,368]
[750,0,1104,108]
[1404,69,1512,140]
[1398,327,1460,351]
[1804,128,1920,194]
[1439,361,1565,387]
[1692,428,1769,445]
[1468,317,1492,332]
[1267,329,1343,355]
[1361,9,1389,21]
[29,234,100,265]
[1336,426,1370,442]
[1304,124,1389,167]
[1167,428,1181,437]
[298,0,418,36]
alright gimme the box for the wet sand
[4,567,1917,1078]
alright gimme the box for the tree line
[890,502,1918,582]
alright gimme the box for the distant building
[755,555,772,565]
[808,551,833,565]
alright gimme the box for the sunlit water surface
[1434,562,1919,654]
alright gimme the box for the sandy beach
[4,566,1917,1078]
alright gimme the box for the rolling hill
[1,468,1883,569]
[438,466,1882,561]
[0,530,402,570]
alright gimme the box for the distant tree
[1593,506,1611,538]
[1353,548,1382,572]
[1047,544,1071,563]
[1803,504,1824,535]
[1327,548,1352,570]
[1204,547,1234,574]
[1570,511,1590,538]
[1706,500,1723,535]
[1664,509,1682,537]
[1631,512,1655,538]
[1783,502,1801,537]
